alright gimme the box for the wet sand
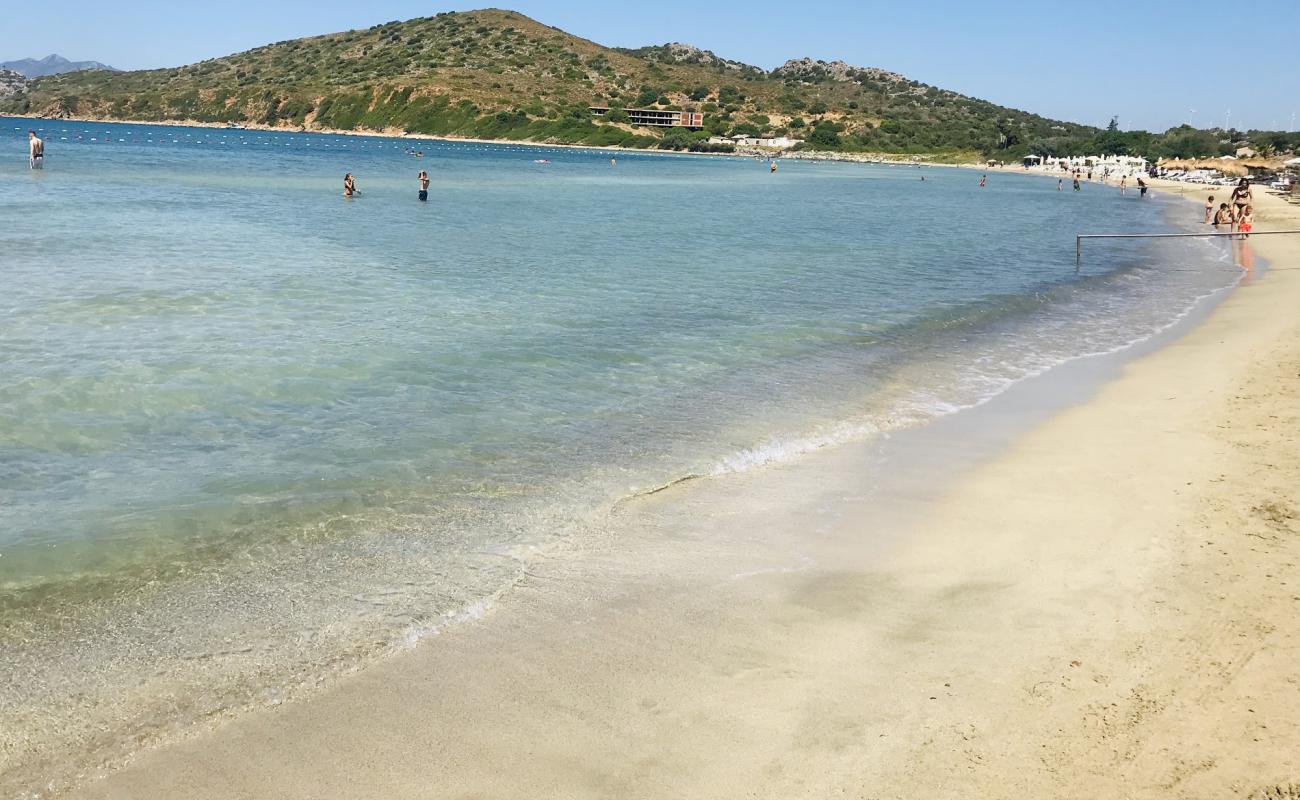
[70,187,1300,799]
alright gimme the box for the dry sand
[68,185,1299,799]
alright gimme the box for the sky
[1,0,1297,133]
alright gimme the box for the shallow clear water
[0,117,1239,790]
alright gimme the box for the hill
[0,69,27,97]
[0,9,1095,156]
[1,54,118,78]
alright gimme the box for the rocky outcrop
[772,58,904,84]
[0,68,28,97]
[616,42,757,72]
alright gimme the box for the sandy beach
[55,184,1300,799]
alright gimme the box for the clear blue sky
[2,0,1296,132]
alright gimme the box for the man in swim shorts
[418,170,429,202]
[28,130,44,169]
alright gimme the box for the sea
[0,117,1241,793]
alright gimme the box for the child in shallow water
[1238,205,1253,238]
[1213,203,1233,228]
[1205,195,1215,224]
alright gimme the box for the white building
[730,134,798,149]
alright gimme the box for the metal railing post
[1074,229,1300,269]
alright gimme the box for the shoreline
[58,178,1300,793]
[4,112,962,164]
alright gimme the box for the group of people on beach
[1206,178,1255,237]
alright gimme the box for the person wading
[28,130,44,169]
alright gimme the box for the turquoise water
[0,118,1238,790]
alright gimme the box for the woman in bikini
[343,173,357,198]
[1230,178,1252,219]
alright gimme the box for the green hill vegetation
[4,9,1297,160]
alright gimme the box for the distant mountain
[0,10,1097,156]
[1,54,118,78]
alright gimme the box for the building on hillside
[588,107,704,129]
[1236,146,1256,158]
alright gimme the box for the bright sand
[70,184,1298,799]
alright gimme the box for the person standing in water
[1205,195,1215,224]
[1120,175,1127,195]
[343,173,357,198]
[28,130,44,169]
[418,170,429,202]
[1073,175,1081,191]
[1137,176,1148,198]
[979,174,987,188]
[1058,178,1063,191]
[770,160,778,173]
[610,156,616,167]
